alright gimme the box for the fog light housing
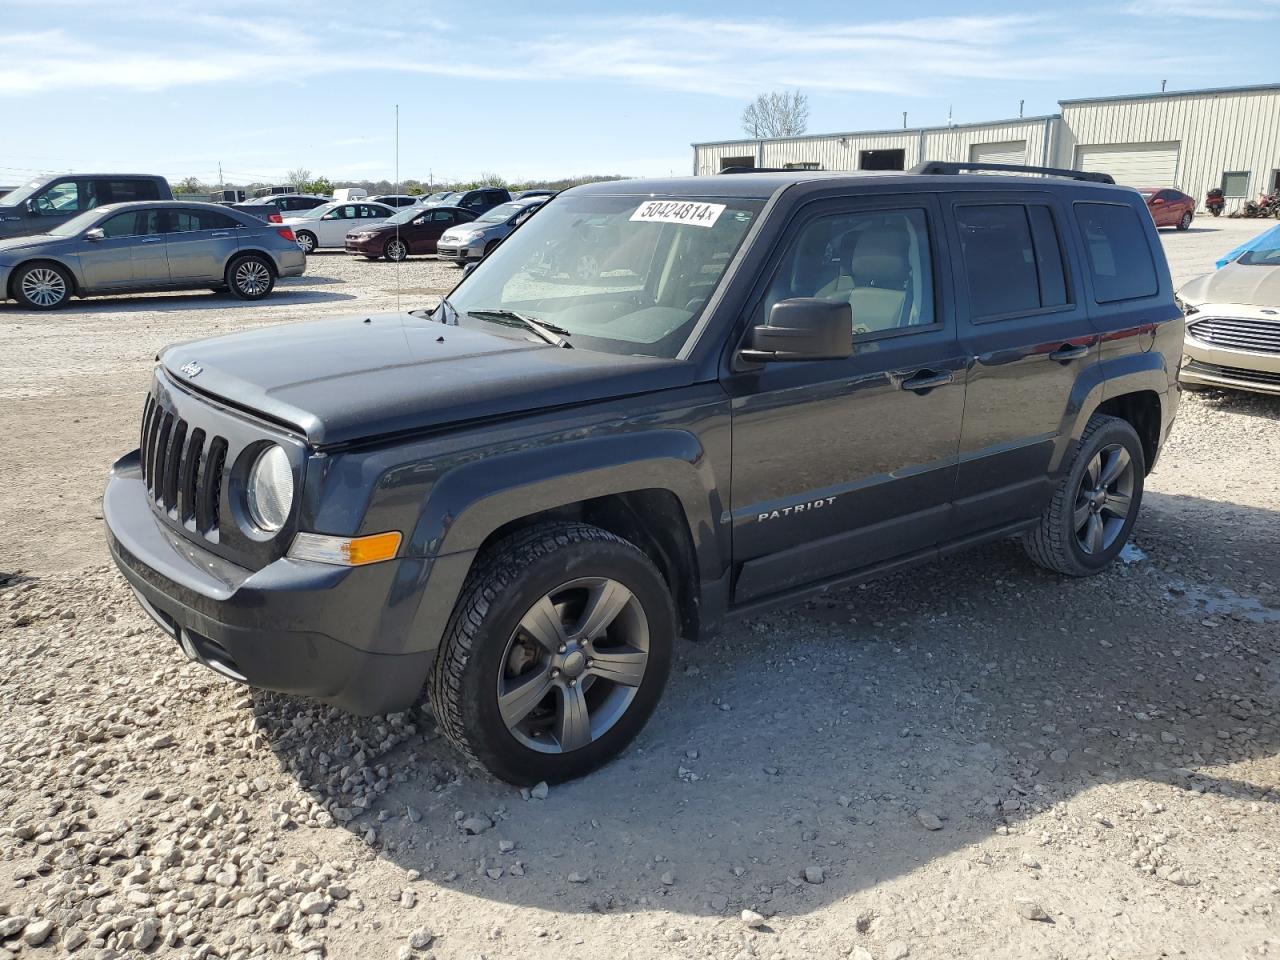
[288,531,402,566]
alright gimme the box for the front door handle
[899,369,953,393]
[211,231,231,238]
[1048,343,1090,363]
[140,236,164,243]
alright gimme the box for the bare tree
[285,167,312,188]
[741,91,810,139]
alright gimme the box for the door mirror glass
[740,298,853,362]
[462,262,478,278]
[84,227,106,241]
[25,198,37,215]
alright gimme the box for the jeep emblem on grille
[180,361,202,378]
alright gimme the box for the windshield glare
[293,203,332,219]
[385,206,423,226]
[445,193,762,358]
[1237,242,1280,266]
[2,178,49,207]
[476,202,522,224]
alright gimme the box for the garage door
[969,141,1027,166]
[1076,142,1179,186]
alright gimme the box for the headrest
[849,224,910,289]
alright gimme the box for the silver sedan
[0,201,306,309]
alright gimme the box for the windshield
[1236,239,1280,266]
[385,206,425,226]
[476,202,523,224]
[445,193,763,358]
[46,208,108,237]
[1,178,49,207]
[292,203,333,219]
[421,192,449,203]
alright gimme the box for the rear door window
[1073,202,1159,303]
[954,203,1070,319]
[167,209,238,232]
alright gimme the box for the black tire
[428,522,675,784]
[385,238,409,262]
[12,262,73,310]
[295,231,317,255]
[1023,415,1145,577]
[1210,207,1222,217]
[1177,211,1193,231]
[226,254,276,301]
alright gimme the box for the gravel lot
[1,222,1278,960]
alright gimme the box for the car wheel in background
[227,254,276,301]
[1022,414,1145,577]
[385,239,408,262]
[13,263,73,310]
[429,522,675,784]
[295,231,317,254]
[1177,211,1193,231]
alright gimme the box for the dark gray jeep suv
[104,164,1183,783]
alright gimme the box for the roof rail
[910,161,1115,184]
[717,166,807,174]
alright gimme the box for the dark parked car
[1137,187,1195,230]
[0,174,172,239]
[435,196,548,264]
[104,164,1182,784]
[513,189,557,201]
[420,188,511,214]
[366,194,420,208]
[1,201,305,309]
[344,205,477,261]
[242,194,331,217]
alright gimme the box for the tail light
[268,212,283,223]
[277,227,295,242]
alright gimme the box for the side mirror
[84,227,105,241]
[462,262,478,278]
[25,199,37,215]
[740,298,852,363]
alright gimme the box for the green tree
[299,176,333,197]
[173,176,206,195]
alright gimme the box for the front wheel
[295,231,317,254]
[385,238,408,262]
[1210,207,1222,217]
[13,262,73,309]
[1022,415,1145,577]
[1177,211,1193,231]
[429,522,675,784]
[227,254,276,300]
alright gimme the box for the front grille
[139,391,229,536]
[1185,359,1280,386]
[1188,316,1280,354]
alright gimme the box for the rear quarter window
[1073,201,1159,303]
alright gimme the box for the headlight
[246,445,294,532]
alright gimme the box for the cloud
[0,6,1234,101]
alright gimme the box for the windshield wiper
[466,308,573,349]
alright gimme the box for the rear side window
[1074,202,1158,303]
[102,179,160,203]
[168,209,238,232]
[955,204,1069,319]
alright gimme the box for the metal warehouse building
[693,83,1280,214]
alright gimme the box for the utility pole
[1161,79,1167,92]
[902,111,907,129]
[1019,99,1025,118]
[217,162,223,189]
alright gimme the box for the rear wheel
[1177,211,1193,231]
[385,238,408,262]
[13,263,72,309]
[1023,414,1145,577]
[1210,207,1222,217]
[227,254,275,300]
[295,231,317,254]
[429,522,675,784]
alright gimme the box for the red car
[1137,187,1195,230]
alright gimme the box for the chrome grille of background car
[1188,316,1280,354]
[139,392,228,535]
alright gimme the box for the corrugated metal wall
[1060,89,1280,214]
[693,118,1051,176]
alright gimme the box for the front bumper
[344,236,383,256]
[104,451,434,715]
[436,242,482,262]
[1182,327,1280,395]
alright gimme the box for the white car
[284,201,395,253]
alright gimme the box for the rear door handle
[140,236,164,244]
[1048,343,1090,363]
[899,369,953,393]
[211,231,231,238]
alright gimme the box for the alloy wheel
[297,233,315,253]
[387,240,407,261]
[497,577,650,754]
[20,267,67,307]
[234,260,271,296]
[1073,443,1136,555]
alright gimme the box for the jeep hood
[159,313,692,447]
[1180,261,1280,307]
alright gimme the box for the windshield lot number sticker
[631,201,726,228]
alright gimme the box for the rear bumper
[274,248,306,277]
[104,451,432,715]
